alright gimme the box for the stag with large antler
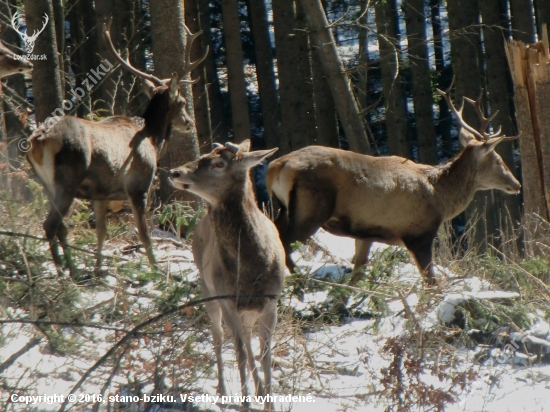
[26,23,208,274]
[267,78,521,285]
[11,11,48,54]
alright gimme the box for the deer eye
[213,161,225,169]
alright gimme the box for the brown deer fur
[267,85,521,284]
[170,140,285,411]
[26,23,207,273]
[0,40,32,78]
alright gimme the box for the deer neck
[141,95,172,150]
[208,176,262,254]
[433,146,480,219]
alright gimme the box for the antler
[102,20,165,87]
[11,11,23,35]
[179,25,209,85]
[436,77,487,142]
[27,13,49,41]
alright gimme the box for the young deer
[0,40,32,77]
[26,23,207,273]
[267,80,521,284]
[170,140,284,411]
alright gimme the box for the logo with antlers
[11,11,49,55]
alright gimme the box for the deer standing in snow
[26,23,207,273]
[267,80,521,284]
[170,140,284,411]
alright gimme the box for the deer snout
[169,167,191,190]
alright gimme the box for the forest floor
[1,193,550,411]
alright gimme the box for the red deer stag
[0,40,32,77]
[267,80,521,284]
[170,140,284,411]
[26,23,207,273]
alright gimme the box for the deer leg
[403,233,437,285]
[242,311,264,397]
[204,299,227,396]
[93,200,109,273]
[44,190,75,273]
[127,191,156,267]
[221,305,250,411]
[349,239,373,285]
[258,303,277,411]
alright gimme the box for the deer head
[0,40,32,77]
[169,140,278,205]
[102,20,208,133]
[437,78,521,194]
[11,11,49,54]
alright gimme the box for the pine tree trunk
[298,0,370,153]
[185,0,212,151]
[150,0,201,203]
[430,0,453,158]
[273,0,311,153]
[509,0,536,43]
[479,0,523,253]
[312,47,339,147]
[198,0,228,143]
[25,0,63,123]
[246,0,281,150]
[535,0,550,39]
[221,0,251,142]
[405,0,437,164]
[375,0,409,157]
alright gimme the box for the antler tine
[463,94,500,140]
[102,20,165,87]
[28,13,49,41]
[180,24,209,83]
[436,77,486,142]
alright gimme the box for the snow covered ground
[2,230,550,411]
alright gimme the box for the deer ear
[142,79,156,98]
[169,72,179,100]
[238,139,251,153]
[241,148,278,168]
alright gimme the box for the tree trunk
[375,0,409,157]
[94,0,117,117]
[185,0,212,152]
[479,0,523,253]
[246,0,281,150]
[113,0,135,115]
[405,0,437,164]
[272,0,310,153]
[25,0,63,123]
[198,0,228,143]
[534,0,550,39]
[312,47,339,147]
[430,0,453,159]
[221,0,251,142]
[447,0,489,251]
[150,0,201,203]
[356,0,369,111]
[295,1,316,147]
[509,0,537,43]
[69,0,96,118]
[298,0,370,153]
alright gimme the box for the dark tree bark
[298,0,370,153]
[25,0,63,123]
[447,0,490,251]
[273,0,310,153]
[94,0,117,116]
[198,0,228,143]
[221,0,251,142]
[113,0,135,115]
[185,0,212,152]
[52,0,68,97]
[246,0,281,150]
[312,47,339,147]
[534,0,550,39]
[479,0,522,250]
[150,0,201,203]
[405,0,437,164]
[69,0,96,117]
[295,1,316,147]
[509,0,536,43]
[430,0,453,158]
[375,0,409,157]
